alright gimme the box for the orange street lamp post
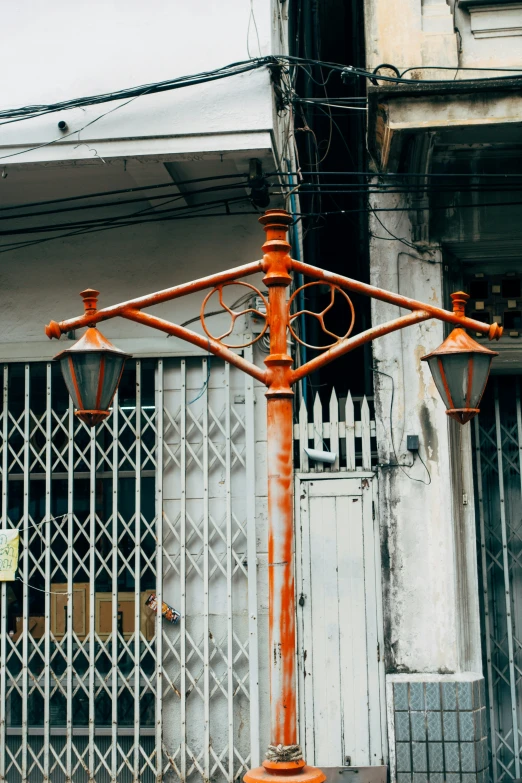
[45,209,501,783]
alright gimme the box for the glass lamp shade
[54,328,131,427]
[422,328,498,424]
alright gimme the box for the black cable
[274,171,522,178]
[0,172,258,214]
[0,55,520,130]
[3,193,522,242]
[341,62,522,85]
[0,179,250,222]
[0,208,260,256]
[277,184,522,194]
[276,201,522,215]
[371,366,431,485]
[369,209,421,252]
[0,57,273,124]
[6,179,521,227]
[399,64,522,77]
[0,195,255,237]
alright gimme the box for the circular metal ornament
[288,281,355,350]
[200,281,269,349]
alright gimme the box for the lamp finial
[450,291,469,318]
[80,289,99,316]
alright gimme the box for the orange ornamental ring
[200,280,270,349]
[287,281,355,350]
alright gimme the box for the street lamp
[45,209,502,783]
[54,293,130,427]
[421,292,498,424]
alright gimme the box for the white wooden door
[295,474,386,769]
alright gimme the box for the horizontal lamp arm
[291,310,432,383]
[46,259,264,338]
[121,309,267,385]
[292,259,500,340]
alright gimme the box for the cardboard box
[95,592,156,641]
[50,583,90,640]
[50,585,157,641]
[12,616,45,641]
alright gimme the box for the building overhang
[367,78,522,171]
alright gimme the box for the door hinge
[372,501,376,520]
[299,593,305,607]
[463,493,468,505]
[377,642,380,662]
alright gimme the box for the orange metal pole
[244,212,325,783]
[260,211,297,746]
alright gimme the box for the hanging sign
[0,529,20,581]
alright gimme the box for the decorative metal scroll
[288,282,355,350]
[200,282,269,349]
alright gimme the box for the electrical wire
[0,208,260,256]
[187,353,212,404]
[277,171,522,178]
[0,87,153,163]
[0,179,250,223]
[369,208,422,252]
[399,64,522,77]
[2,191,522,250]
[0,172,255,215]
[1,171,521,226]
[5,513,67,533]
[276,201,522,215]
[0,195,256,238]
[292,98,367,111]
[371,366,431,485]
[0,55,519,133]
[0,57,273,125]
[16,576,73,596]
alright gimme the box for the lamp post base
[245,760,326,783]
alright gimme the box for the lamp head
[422,327,498,425]
[54,327,130,427]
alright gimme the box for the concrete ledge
[368,79,522,170]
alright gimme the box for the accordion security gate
[474,376,522,783]
[0,355,259,783]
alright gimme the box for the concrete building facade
[364,1,522,781]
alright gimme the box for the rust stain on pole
[258,210,297,748]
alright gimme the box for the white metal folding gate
[474,376,522,783]
[0,355,258,783]
[295,474,386,769]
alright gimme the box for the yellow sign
[0,529,19,581]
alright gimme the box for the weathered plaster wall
[369,192,485,781]
[364,0,457,73]
[368,190,481,676]
[452,1,522,70]
[365,0,522,77]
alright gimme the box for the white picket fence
[294,390,376,472]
